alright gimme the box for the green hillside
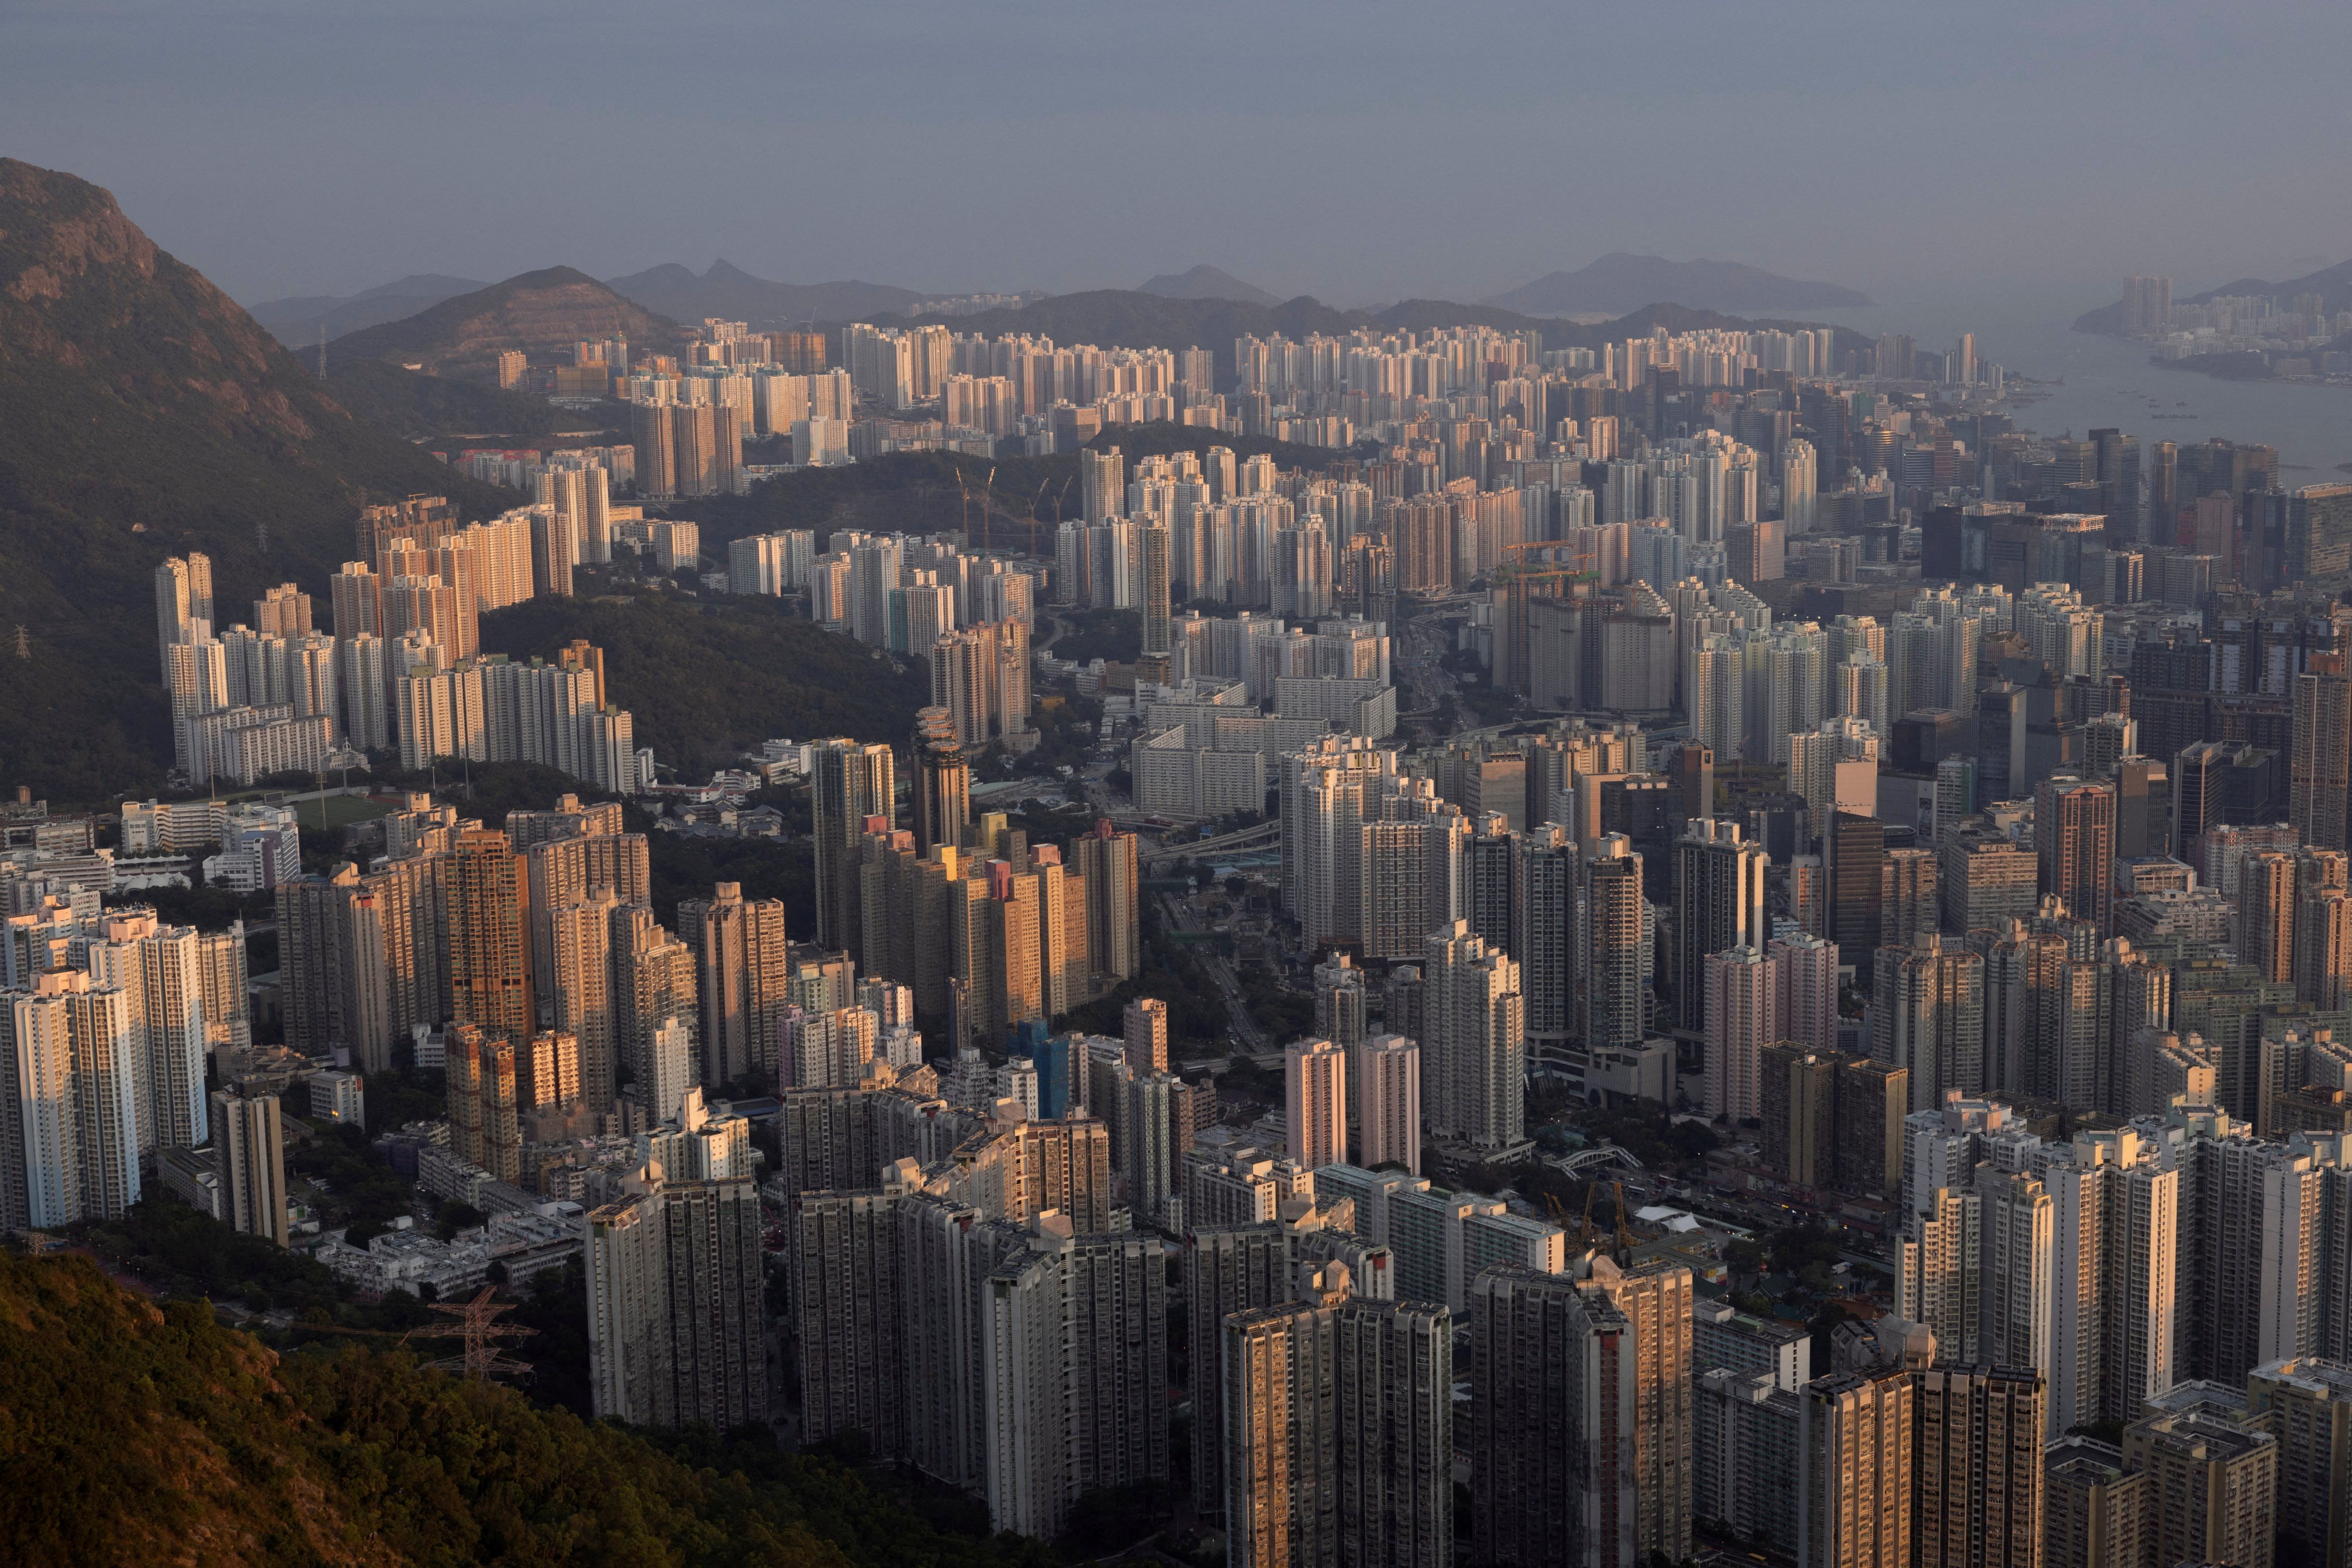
[320,357,625,442]
[691,423,1366,558]
[480,587,935,778]
[0,1250,1053,1567]
[0,157,513,804]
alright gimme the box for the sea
[1791,284,2352,481]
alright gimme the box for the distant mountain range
[604,260,928,327]
[323,267,678,380]
[1488,253,1872,316]
[2075,256,2352,334]
[0,157,509,799]
[1135,264,1281,307]
[246,273,488,346]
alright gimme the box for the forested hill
[481,589,936,781]
[0,1251,1054,1567]
[0,157,511,802]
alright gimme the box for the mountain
[244,273,487,347]
[1489,253,1872,316]
[0,157,513,802]
[0,1250,1052,1568]
[604,259,926,328]
[1135,264,1281,307]
[322,266,678,380]
[2075,256,2352,334]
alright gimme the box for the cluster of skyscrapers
[43,283,2352,1568]
[153,482,645,790]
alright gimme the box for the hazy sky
[7,1,2350,308]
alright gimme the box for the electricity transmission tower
[416,1286,538,1381]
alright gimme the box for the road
[1158,889,1268,1053]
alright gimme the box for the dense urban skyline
[8,10,2352,1566]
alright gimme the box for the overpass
[1139,818,1281,866]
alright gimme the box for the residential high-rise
[1601,1258,1695,1563]
[678,882,791,1088]
[1978,1167,2055,1375]
[1704,944,1776,1121]
[1911,1366,2046,1568]
[2237,848,2301,987]
[1285,1037,1347,1171]
[1471,1255,1693,1568]
[1829,810,1887,981]
[912,706,971,853]
[2293,652,2352,852]
[1226,1261,1451,1568]
[1422,921,1524,1151]
[1774,932,1839,1052]
[1117,1068,1183,1224]
[982,1220,1169,1538]
[812,739,895,952]
[1073,821,1140,983]
[789,1185,906,1454]
[1140,520,1172,658]
[2037,778,2117,934]
[1122,996,1168,1073]
[154,551,214,683]
[2245,1357,2352,1568]
[585,1168,768,1431]
[1898,1187,1982,1365]
[1674,818,1768,1032]
[2122,1408,2276,1568]
[1185,1207,1387,1513]
[1761,1043,1839,1187]
[210,1087,288,1247]
[1470,1263,1631,1568]
[1354,1033,1420,1173]
[447,827,532,1046]
[1875,934,1986,1112]
[1798,1364,1913,1568]
[2045,1129,2178,1434]
[2042,1437,2144,1568]
[83,910,210,1160]
[1313,951,1368,1051]
[3,969,140,1227]
[1582,836,1651,1053]
[1512,826,1577,1064]
[546,897,617,1114]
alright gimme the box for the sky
[6,1,2351,310]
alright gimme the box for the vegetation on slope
[480,586,933,780]
[691,423,1366,558]
[320,358,625,441]
[321,265,681,380]
[0,1251,1056,1567]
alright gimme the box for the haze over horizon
[6,0,2350,310]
